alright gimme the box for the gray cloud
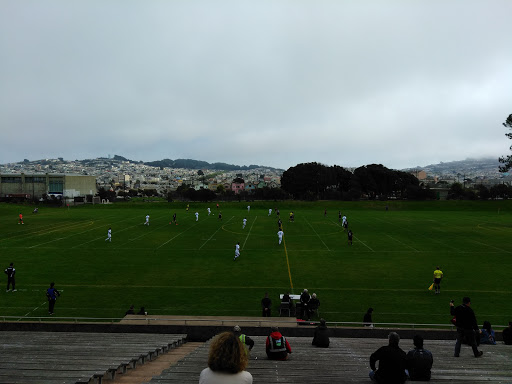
[1,0,511,170]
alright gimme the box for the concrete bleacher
[0,331,186,384]
[148,335,512,384]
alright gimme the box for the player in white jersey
[277,230,284,244]
[247,205,250,213]
[195,212,199,221]
[243,217,247,229]
[342,215,347,229]
[268,208,272,216]
[207,207,211,216]
[105,227,112,242]
[234,242,241,261]
[144,215,150,225]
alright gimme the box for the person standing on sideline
[433,266,443,294]
[46,282,60,315]
[234,242,241,261]
[347,229,353,245]
[5,262,16,292]
[369,332,407,384]
[144,214,150,225]
[243,217,247,229]
[233,325,255,353]
[195,212,199,221]
[105,227,112,242]
[363,307,374,327]
[18,213,24,225]
[277,230,284,245]
[450,297,483,357]
[405,335,433,381]
[261,292,272,317]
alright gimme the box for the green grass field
[1,200,511,327]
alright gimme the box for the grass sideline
[1,200,511,327]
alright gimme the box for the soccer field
[1,200,511,327]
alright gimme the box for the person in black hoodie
[450,297,483,357]
[405,335,433,381]
[369,332,407,384]
[312,318,330,348]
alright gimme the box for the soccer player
[218,212,222,221]
[342,215,347,230]
[105,227,112,242]
[46,282,60,315]
[433,266,443,294]
[171,213,177,225]
[186,204,189,211]
[247,205,250,213]
[144,214,150,226]
[243,217,247,229]
[278,219,283,230]
[234,242,241,261]
[207,207,211,216]
[5,262,16,292]
[347,229,353,245]
[277,230,284,245]
[18,213,24,225]
[268,208,272,216]
[195,212,199,221]
[338,211,342,223]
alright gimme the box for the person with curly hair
[199,332,253,384]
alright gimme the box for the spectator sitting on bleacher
[369,332,407,384]
[503,321,512,345]
[405,335,433,381]
[480,321,496,345]
[266,326,292,361]
[312,318,330,348]
[125,305,135,315]
[233,325,254,354]
[199,331,253,384]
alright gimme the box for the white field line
[469,239,512,253]
[304,217,330,251]
[28,213,141,249]
[354,235,374,251]
[386,234,419,252]
[20,302,47,319]
[198,216,234,250]
[375,217,461,251]
[118,214,171,245]
[242,216,257,250]
[157,216,204,249]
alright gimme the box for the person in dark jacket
[363,307,374,327]
[266,326,292,360]
[46,282,60,315]
[502,321,512,345]
[405,335,433,381]
[369,332,407,384]
[300,289,311,319]
[312,318,330,348]
[450,297,483,357]
[261,292,272,317]
[5,262,16,292]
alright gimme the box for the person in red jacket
[266,326,292,360]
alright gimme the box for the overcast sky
[1,0,511,170]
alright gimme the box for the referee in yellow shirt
[433,266,443,294]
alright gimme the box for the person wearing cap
[312,318,330,348]
[233,325,254,353]
[266,326,292,360]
